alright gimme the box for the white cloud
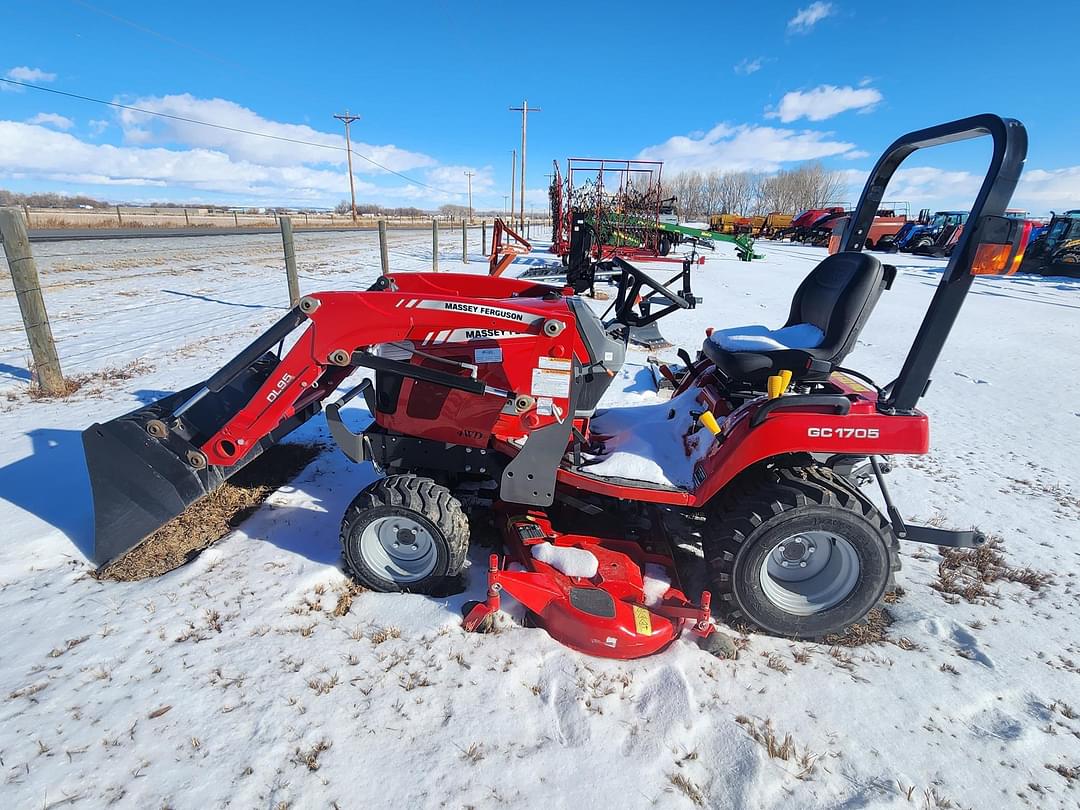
[788,2,834,32]
[734,58,763,76]
[425,165,495,195]
[835,164,1080,214]
[767,84,882,122]
[0,119,468,206]
[88,119,110,135]
[26,113,73,130]
[2,66,57,91]
[637,122,858,174]
[114,93,436,174]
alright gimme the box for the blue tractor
[874,210,969,253]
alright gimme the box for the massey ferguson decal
[413,299,544,325]
[422,328,530,345]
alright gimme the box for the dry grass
[667,772,705,806]
[824,604,913,649]
[331,580,365,617]
[292,739,332,772]
[368,626,402,645]
[27,360,154,400]
[734,716,820,778]
[933,536,1052,604]
[96,443,322,580]
[1045,763,1078,783]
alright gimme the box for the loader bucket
[82,309,320,567]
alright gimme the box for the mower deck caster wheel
[461,600,495,634]
[698,632,737,660]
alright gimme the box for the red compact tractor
[84,116,1030,659]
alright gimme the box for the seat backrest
[784,251,887,363]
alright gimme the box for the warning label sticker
[531,368,569,397]
[632,605,653,636]
[538,356,571,371]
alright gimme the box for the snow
[584,387,717,488]
[531,542,599,579]
[709,322,825,352]
[642,564,672,607]
[2,229,1080,809]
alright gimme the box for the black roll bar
[838,114,1028,413]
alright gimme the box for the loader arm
[197,290,561,467]
[83,283,573,566]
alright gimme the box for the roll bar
[839,114,1028,413]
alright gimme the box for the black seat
[703,252,893,386]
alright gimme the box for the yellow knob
[779,369,793,391]
[700,411,723,436]
[767,375,784,399]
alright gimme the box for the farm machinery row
[83,115,1033,660]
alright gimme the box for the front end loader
[84,114,1030,659]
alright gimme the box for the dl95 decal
[808,427,879,439]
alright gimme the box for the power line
[0,77,463,196]
[69,0,249,71]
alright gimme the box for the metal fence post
[461,220,468,264]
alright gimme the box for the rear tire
[341,474,469,594]
[703,466,898,640]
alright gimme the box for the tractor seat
[703,251,893,386]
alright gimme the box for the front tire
[341,474,469,594]
[704,466,898,639]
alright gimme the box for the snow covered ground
[1,229,1078,809]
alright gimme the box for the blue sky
[1,0,1078,213]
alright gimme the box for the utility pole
[333,110,361,224]
[509,99,540,229]
[464,171,475,223]
[509,149,516,226]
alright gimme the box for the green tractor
[1021,210,1080,277]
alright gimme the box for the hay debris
[96,443,322,580]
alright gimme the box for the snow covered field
[1,229,1078,809]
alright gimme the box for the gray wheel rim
[359,515,437,584]
[759,530,860,616]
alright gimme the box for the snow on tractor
[83,115,1030,659]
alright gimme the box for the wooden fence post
[22,204,30,227]
[481,220,487,256]
[378,219,390,276]
[432,218,439,272]
[115,205,123,226]
[0,208,65,395]
[233,211,239,227]
[461,220,468,264]
[183,208,190,227]
[280,216,300,307]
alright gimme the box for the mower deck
[463,509,712,659]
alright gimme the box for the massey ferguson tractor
[84,115,1030,659]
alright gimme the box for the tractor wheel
[912,236,934,251]
[703,465,898,640]
[341,474,469,594]
[658,236,671,256]
[864,238,875,250]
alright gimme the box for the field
[1,230,1078,809]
